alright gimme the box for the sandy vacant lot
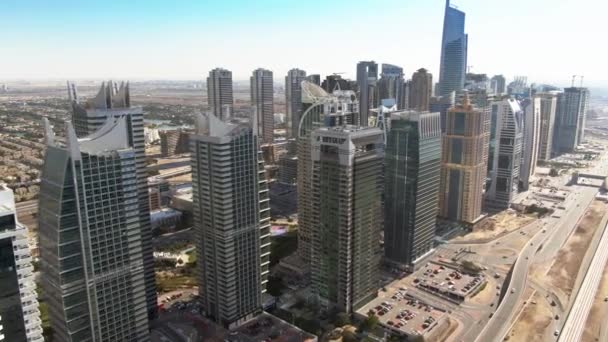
[506,291,553,341]
[453,210,536,242]
[546,201,607,297]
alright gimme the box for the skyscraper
[430,92,455,132]
[385,110,441,269]
[311,126,384,313]
[491,75,506,95]
[409,68,433,111]
[191,113,270,328]
[296,82,358,266]
[378,64,406,109]
[71,82,156,320]
[438,0,467,96]
[39,117,150,341]
[485,99,524,210]
[207,68,234,120]
[251,68,275,143]
[537,92,558,161]
[0,185,42,342]
[439,95,489,224]
[322,74,354,93]
[285,68,307,138]
[520,97,541,191]
[357,61,379,126]
[554,87,589,155]
[306,74,321,86]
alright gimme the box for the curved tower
[438,0,467,96]
[296,82,358,266]
[39,117,150,341]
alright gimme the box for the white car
[511,288,516,294]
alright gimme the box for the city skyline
[2,0,608,86]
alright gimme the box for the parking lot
[356,289,446,339]
[413,261,486,302]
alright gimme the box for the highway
[476,188,602,342]
[475,153,608,342]
[557,219,608,342]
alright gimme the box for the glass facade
[384,112,441,267]
[439,1,467,97]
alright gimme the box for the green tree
[334,312,351,327]
[359,314,379,332]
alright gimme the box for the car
[604,296,608,302]
[511,288,516,294]
[554,330,559,336]
[490,303,494,307]
[555,315,559,320]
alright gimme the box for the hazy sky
[2,0,607,86]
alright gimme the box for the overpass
[570,171,608,187]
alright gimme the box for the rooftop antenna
[579,75,584,87]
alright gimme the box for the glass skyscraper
[384,111,442,268]
[311,126,384,313]
[39,117,150,341]
[438,0,468,97]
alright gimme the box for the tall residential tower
[251,68,274,143]
[439,95,489,224]
[409,68,433,111]
[207,68,234,120]
[537,92,558,161]
[191,113,270,328]
[285,68,307,138]
[356,61,379,126]
[554,87,589,155]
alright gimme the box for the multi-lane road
[557,218,608,341]
[476,156,608,342]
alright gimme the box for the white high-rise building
[485,99,524,210]
[251,68,275,143]
[0,185,43,342]
[520,97,541,191]
[207,68,234,120]
[537,92,558,161]
[285,68,307,138]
